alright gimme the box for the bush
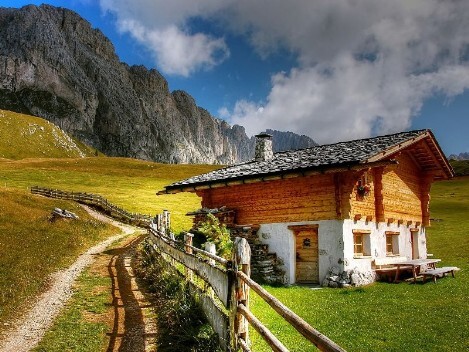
[196,213,233,259]
[135,240,221,352]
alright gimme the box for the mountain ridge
[0,4,316,164]
[448,152,469,160]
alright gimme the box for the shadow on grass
[104,235,157,352]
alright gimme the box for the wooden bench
[373,256,407,268]
[373,257,408,282]
[421,267,460,283]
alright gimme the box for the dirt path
[0,205,156,352]
[97,233,157,352]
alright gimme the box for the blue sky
[3,0,469,155]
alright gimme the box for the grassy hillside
[0,157,220,231]
[449,159,469,176]
[0,155,219,336]
[0,188,117,326]
[0,109,98,159]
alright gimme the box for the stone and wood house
[158,130,453,286]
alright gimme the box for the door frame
[288,224,319,283]
[410,228,419,260]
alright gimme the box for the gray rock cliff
[0,4,316,163]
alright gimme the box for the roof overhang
[365,130,453,180]
[156,159,399,195]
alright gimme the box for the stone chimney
[255,132,273,161]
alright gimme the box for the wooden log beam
[237,271,346,352]
[421,174,433,227]
[373,167,385,222]
[149,231,230,307]
[334,174,342,219]
[238,303,288,352]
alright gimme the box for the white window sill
[353,255,372,259]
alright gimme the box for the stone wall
[188,208,285,284]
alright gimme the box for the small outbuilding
[159,130,453,286]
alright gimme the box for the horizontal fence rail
[148,223,232,350]
[32,186,346,351]
[149,227,231,307]
[30,186,152,227]
[148,212,346,352]
[236,271,345,352]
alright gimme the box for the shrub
[135,240,221,352]
[196,213,233,259]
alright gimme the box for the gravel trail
[0,205,136,352]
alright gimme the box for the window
[386,235,393,255]
[353,229,371,257]
[354,233,364,256]
[385,231,400,256]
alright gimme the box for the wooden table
[394,259,441,283]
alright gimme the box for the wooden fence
[31,185,345,351]
[30,186,152,227]
[148,213,346,352]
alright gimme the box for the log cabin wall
[345,170,376,221]
[197,174,337,225]
[381,153,423,224]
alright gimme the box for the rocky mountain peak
[0,4,317,164]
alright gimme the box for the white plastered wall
[257,219,428,285]
[257,220,344,285]
[344,219,427,272]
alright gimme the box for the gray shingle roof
[164,129,429,191]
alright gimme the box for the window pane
[386,235,393,255]
[354,234,363,255]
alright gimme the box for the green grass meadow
[0,109,97,159]
[0,157,219,231]
[0,110,467,350]
[0,188,117,325]
[250,177,469,352]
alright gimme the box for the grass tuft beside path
[32,270,110,352]
[0,188,117,327]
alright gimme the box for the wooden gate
[290,225,319,283]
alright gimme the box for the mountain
[0,4,316,164]
[448,152,469,160]
[0,109,96,159]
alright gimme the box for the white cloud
[119,20,229,76]
[99,0,230,76]
[231,57,469,143]
[100,0,469,142]
[224,0,469,142]
[217,107,230,120]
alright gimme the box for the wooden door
[295,228,319,283]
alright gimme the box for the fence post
[205,242,216,266]
[160,213,166,235]
[157,214,162,233]
[184,232,194,282]
[230,237,251,350]
[163,210,171,235]
[205,242,216,298]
